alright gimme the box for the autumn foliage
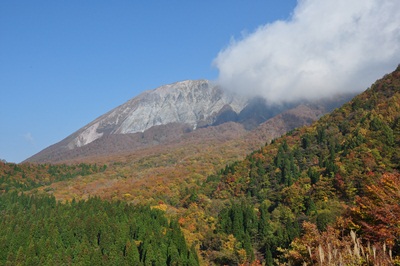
[353,172,400,248]
[1,66,400,265]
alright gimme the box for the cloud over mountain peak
[214,0,400,104]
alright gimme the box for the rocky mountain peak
[65,80,248,150]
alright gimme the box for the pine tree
[264,247,273,266]
[143,244,156,266]
[126,240,141,265]
[14,246,25,265]
[258,203,272,242]
[167,244,180,266]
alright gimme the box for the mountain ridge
[25,80,353,163]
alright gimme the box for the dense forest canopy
[0,192,198,265]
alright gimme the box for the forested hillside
[0,162,107,193]
[195,65,400,264]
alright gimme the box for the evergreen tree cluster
[0,192,198,265]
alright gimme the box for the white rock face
[67,122,103,149]
[67,80,248,149]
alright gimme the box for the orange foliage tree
[352,172,400,248]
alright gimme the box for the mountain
[25,80,352,163]
[37,80,245,149]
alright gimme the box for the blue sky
[2,1,400,163]
[0,1,296,163]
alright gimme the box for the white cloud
[214,0,400,104]
[23,132,35,145]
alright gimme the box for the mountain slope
[197,65,400,264]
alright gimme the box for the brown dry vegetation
[36,104,329,204]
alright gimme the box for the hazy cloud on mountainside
[214,0,400,104]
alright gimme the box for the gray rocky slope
[66,80,247,149]
[25,79,353,163]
